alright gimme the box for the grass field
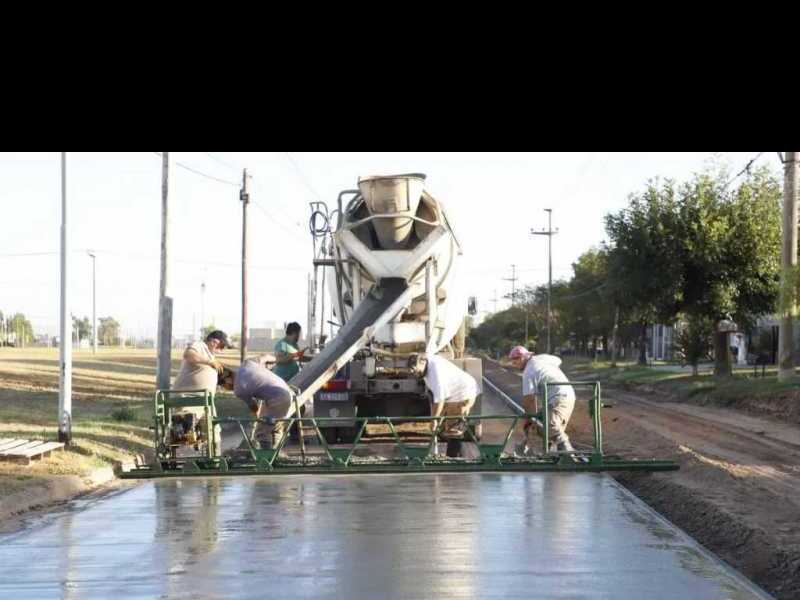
[566,357,800,422]
[0,347,246,498]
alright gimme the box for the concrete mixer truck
[301,173,482,444]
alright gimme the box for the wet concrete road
[0,473,769,599]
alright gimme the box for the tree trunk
[692,363,699,377]
[638,321,648,365]
[610,305,620,367]
[714,327,732,377]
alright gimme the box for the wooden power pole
[779,152,798,381]
[240,169,250,363]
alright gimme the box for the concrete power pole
[240,168,250,363]
[156,153,173,391]
[532,209,558,354]
[58,152,72,445]
[779,152,799,381]
[88,251,97,354]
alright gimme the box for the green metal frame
[150,389,219,473]
[123,381,678,478]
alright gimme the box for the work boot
[514,441,532,457]
[556,439,575,453]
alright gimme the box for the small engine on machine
[169,413,206,450]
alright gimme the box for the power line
[249,199,306,242]
[153,152,305,246]
[204,152,240,172]
[77,248,308,272]
[722,151,767,190]
[152,152,239,187]
[557,281,608,301]
[0,251,58,258]
[283,152,325,202]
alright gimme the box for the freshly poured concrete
[0,474,769,599]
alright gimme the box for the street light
[88,251,97,354]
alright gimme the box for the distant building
[648,323,675,361]
[248,326,285,352]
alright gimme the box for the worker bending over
[171,330,231,447]
[413,353,479,458]
[220,356,296,450]
[508,346,575,453]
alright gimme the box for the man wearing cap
[174,330,230,391]
[508,346,575,453]
[412,353,480,458]
[171,330,231,450]
[220,356,295,449]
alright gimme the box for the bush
[110,406,137,422]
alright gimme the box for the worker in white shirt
[412,353,480,457]
[168,330,230,452]
[508,345,575,453]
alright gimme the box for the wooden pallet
[0,438,65,465]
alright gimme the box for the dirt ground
[483,359,800,600]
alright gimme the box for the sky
[0,152,778,340]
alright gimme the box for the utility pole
[532,209,558,354]
[88,251,97,354]
[503,264,518,306]
[156,152,173,391]
[200,281,206,338]
[240,168,251,363]
[58,152,72,445]
[779,152,798,381]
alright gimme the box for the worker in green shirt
[272,322,306,382]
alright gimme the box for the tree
[675,168,781,376]
[98,317,121,346]
[202,323,218,339]
[7,313,33,346]
[557,248,615,357]
[72,316,91,341]
[673,314,714,376]
[605,181,683,364]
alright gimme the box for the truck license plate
[319,392,349,402]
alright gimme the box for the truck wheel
[337,426,358,444]
[322,428,339,445]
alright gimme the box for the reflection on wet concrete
[0,473,770,599]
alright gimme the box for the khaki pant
[431,397,476,439]
[252,397,294,448]
[523,394,575,446]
